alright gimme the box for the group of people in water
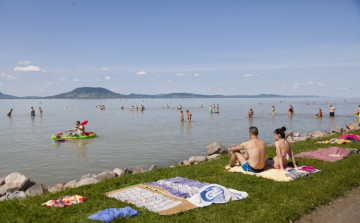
[209,104,219,114]
[226,126,297,172]
[130,105,145,111]
[7,107,43,117]
[180,110,192,122]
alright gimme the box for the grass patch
[1,130,360,222]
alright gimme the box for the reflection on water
[0,97,358,185]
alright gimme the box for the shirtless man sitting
[66,121,85,136]
[226,126,266,172]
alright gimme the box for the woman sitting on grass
[266,127,297,171]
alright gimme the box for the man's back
[243,138,266,169]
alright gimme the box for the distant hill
[43,87,126,99]
[0,92,18,99]
[0,87,320,99]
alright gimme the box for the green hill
[43,87,126,99]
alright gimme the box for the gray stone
[293,132,300,137]
[95,171,116,182]
[80,174,96,180]
[77,178,99,187]
[193,162,199,165]
[285,132,293,139]
[0,172,35,196]
[331,126,343,134]
[118,168,132,177]
[178,160,189,166]
[188,156,208,165]
[132,166,145,174]
[0,178,4,186]
[48,186,64,193]
[287,136,294,143]
[148,165,158,171]
[6,191,26,200]
[301,133,313,138]
[25,184,44,196]
[206,142,228,156]
[343,129,349,133]
[346,123,357,130]
[0,195,7,202]
[53,182,65,188]
[313,131,324,138]
[292,137,309,142]
[169,165,175,168]
[207,154,221,161]
[42,184,49,192]
[113,168,123,176]
[64,180,78,189]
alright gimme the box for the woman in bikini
[266,127,297,170]
[271,106,275,115]
[288,105,294,115]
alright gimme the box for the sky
[0,0,359,97]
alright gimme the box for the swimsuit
[31,113,35,116]
[330,112,335,116]
[242,162,263,173]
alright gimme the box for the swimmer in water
[180,111,184,122]
[39,107,43,115]
[209,105,213,114]
[7,109,13,116]
[200,104,203,108]
[30,107,35,116]
[272,106,275,115]
[186,110,192,122]
[248,108,254,118]
[288,105,294,115]
[121,105,124,109]
[329,105,336,117]
[131,106,134,111]
[319,109,323,117]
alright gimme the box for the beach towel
[42,195,86,207]
[285,171,308,179]
[188,184,248,207]
[294,147,351,162]
[315,139,351,144]
[226,166,305,182]
[88,207,138,223]
[339,134,360,141]
[144,177,210,198]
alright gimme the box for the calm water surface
[0,97,358,185]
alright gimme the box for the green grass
[1,129,360,223]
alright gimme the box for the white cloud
[261,70,265,74]
[101,67,112,72]
[17,61,32,64]
[305,81,315,85]
[60,77,67,81]
[1,74,21,80]
[95,79,101,81]
[292,85,299,88]
[318,83,325,87]
[137,71,147,75]
[105,76,111,80]
[0,83,2,86]
[167,80,171,82]
[194,73,201,76]
[47,82,54,85]
[14,66,46,72]
[176,73,190,76]
[243,74,259,77]
[72,79,79,82]
[155,75,160,78]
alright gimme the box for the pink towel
[301,166,316,172]
[294,147,351,162]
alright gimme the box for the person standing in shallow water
[186,110,192,122]
[272,106,275,115]
[180,111,184,122]
[39,107,43,115]
[329,105,336,117]
[7,109,13,116]
[209,105,213,114]
[288,105,294,115]
[248,108,254,118]
[30,107,35,116]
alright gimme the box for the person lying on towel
[226,126,266,172]
[265,127,298,171]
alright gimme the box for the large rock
[285,132,293,139]
[64,180,78,189]
[0,195,7,202]
[42,184,50,192]
[207,154,221,161]
[293,132,300,137]
[77,178,99,187]
[0,172,35,196]
[301,133,313,138]
[287,136,294,143]
[80,174,96,180]
[118,168,132,177]
[188,156,208,165]
[112,168,123,176]
[6,191,26,200]
[132,166,146,174]
[331,126,343,134]
[53,182,65,188]
[206,142,228,156]
[95,171,116,181]
[48,186,64,193]
[346,123,358,130]
[292,137,309,142]
[0,178,4,186]
[313,131,324,138]
[148,165,158,171]
[178,160,189,166]
[25,184,44,196]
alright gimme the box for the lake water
[0,97,358,185]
